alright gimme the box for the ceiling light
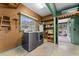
[34,3,46,9]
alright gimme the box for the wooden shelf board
[2,20,10,22]
[48,37,54,39]
[44,24,54,26]
[45,27,54,29]
[41,19,53,22]
[1,25,10,27]
[47,39,53,42]
[3,16,10,20]
[48,34,54,35]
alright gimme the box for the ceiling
[23,3,78,16]
[23,3,51,16]
[55,3,78,11]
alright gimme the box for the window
[20,14,37,32]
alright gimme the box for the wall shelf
[3,16,10,21]
[0,16,11,31]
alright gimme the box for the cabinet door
[29,33,38,51]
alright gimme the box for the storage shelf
[48,37,54,39]
[1,26,11,30]
[48,39,52,42]
[48,34,54,35]
[2,20,10,22]
[45,26,54,28]
[3,16,10,20]
[1,25,10,27]
[42,18,54,42]
[44,23,54,26]
[41,19,53,22]
[45,27,54,30]
[2,21,10,25]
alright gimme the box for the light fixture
[34,3,46,9]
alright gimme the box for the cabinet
[22,32,43,52]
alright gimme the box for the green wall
[70,16,79,44]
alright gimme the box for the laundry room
[0,3,79,56]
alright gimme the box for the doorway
[58,18,71,44]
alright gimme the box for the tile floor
[58,36,71,43]
[0,42,79,56]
